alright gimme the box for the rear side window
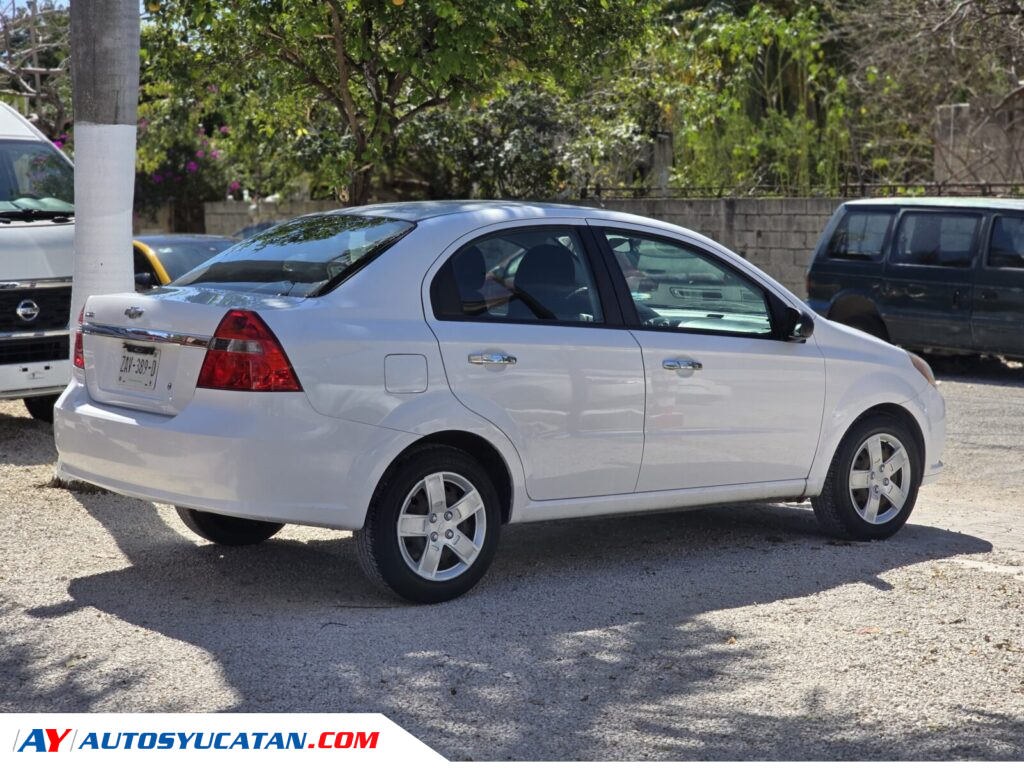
[825,209,893,261]
[173,214,413,296]
[431,227,604,324]
[891,212,981,268]
[988,215,1024,270]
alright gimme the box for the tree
[149,0,654,205]
[0,1,72,139]
[833,0,1024,185]
[69,0,140,324]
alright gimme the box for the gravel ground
[1,362,1022,760]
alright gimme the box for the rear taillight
[197,309,302,392]
[73,308,84,369]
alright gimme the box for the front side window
[601,230,773,337]
[0,139,74,215]
[432,227,604,323]
[174,214,413,297]
[891,211,981,268]
[988,215,1024,270]
[825,209,893,261]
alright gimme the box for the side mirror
[134,272,154,291]
[782,306,815,342]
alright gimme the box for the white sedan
[55,202,945,603]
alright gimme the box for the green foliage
[142,0,654,204]
[663,2,848,194]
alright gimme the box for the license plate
[118,345,160,390]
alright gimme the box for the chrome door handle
[468,352,517,366]
[663,358,703,371]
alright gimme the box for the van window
[0,139,74,215]
[825,209,893,261]
[891,211,981,268]
[988,215,1024,270]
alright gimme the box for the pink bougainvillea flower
[53,140,63,149]
[196,150,205,158]
[219,125,229,134]
[151,173,163,184]
[229,180,241,192]
[186,161,199,173]
[211,150,221,159]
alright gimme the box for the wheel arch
[828,292,888,338]
[380,430,515,524]
[807,398,930,497]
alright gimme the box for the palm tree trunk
[68,0,140,328]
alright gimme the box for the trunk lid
[82,286,305,415]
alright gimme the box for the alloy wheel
[848,432,912,525]
[396,471,487,582]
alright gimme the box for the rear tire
[176,507,283,545]
[355,446,501,603]
[23,394,58,423]
[812,414,922,540]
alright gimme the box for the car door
[591,223,825,492]
[881,209,981,350]
[972,212,1024,356]
[426,223,646,501]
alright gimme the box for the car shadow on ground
[11,488,1020,759]
[929,355,1024,389]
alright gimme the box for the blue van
[806,198,1024,358]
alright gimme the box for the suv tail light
[73,308,84,369]
[197,310,302,392]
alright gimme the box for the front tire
[23,394,58,423]
[812,415,922,540]
[355,446,501,603]
[176,507,283,545]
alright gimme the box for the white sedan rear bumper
[54,380,416,530]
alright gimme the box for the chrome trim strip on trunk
[0,328,69,340]
[0,278,73,290]
[81,322,212,348]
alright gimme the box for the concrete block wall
[204,196,844,295]
[204,200,342,237]
[588,197,844,296]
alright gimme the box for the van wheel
[844,315,888,341]
[843,315,888,341]
[355,446,501,603]
[812,415,922,540]
[176,507,283,545]
[23,394,58,423]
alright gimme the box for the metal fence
[576,181,1024,200]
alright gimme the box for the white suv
[55,202,945,603]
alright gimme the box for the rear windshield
[0,139,74,217]
[173,214,414,297]
[142,237,237,281]
[824,208,893,262]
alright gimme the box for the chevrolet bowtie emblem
[124,306,144,320]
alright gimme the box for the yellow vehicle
[133,234,237,289]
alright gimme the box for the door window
[825,209,893,261]
[890,211,981,268]
[431,227,604,323]
[987,215,1024,269]
[600,230,773,337]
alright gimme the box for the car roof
[0,102,49,141]
[846,197,1024,211]
[134,234,237,244]
[335,200,608,222]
